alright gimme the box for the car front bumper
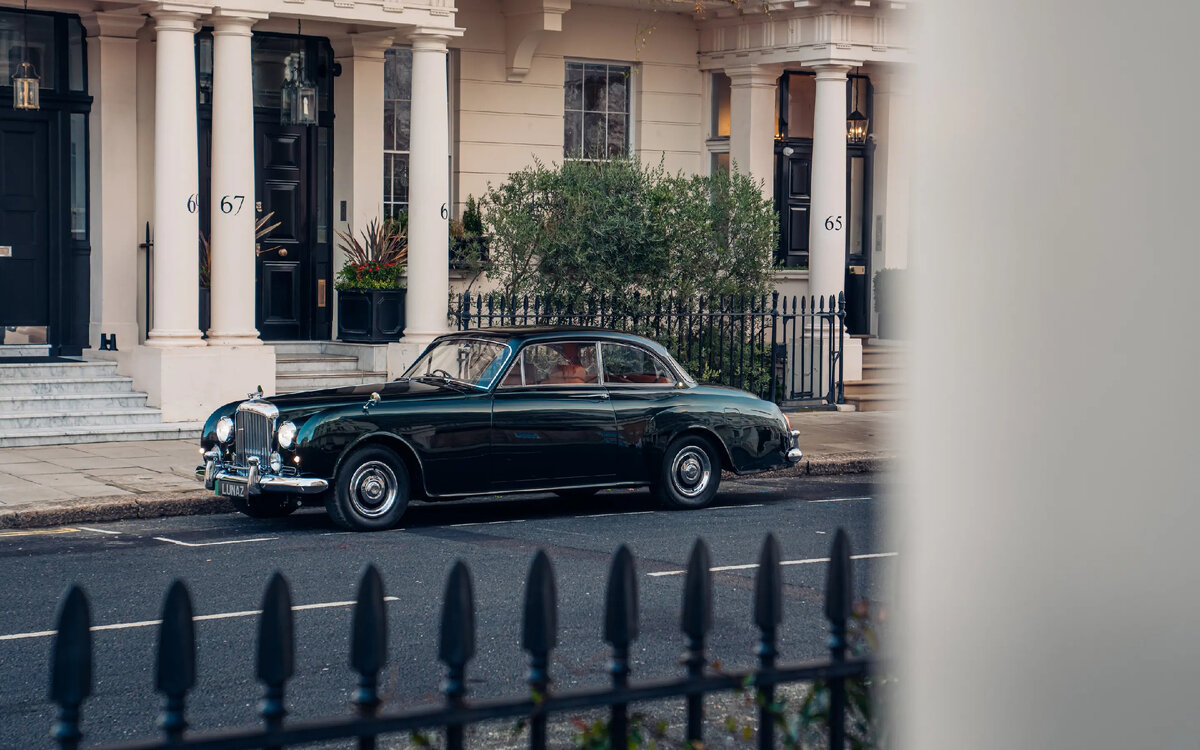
[786,430,803,463]
[196,451,329,496]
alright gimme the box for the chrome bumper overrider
[786,430,803,463]
[196,451,328,495]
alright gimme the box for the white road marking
[450,519,526,527]
[579,511,655,519]
[154,536,278,548]
[646,552,898,577]
[77,526,122,536]
[0,597,401,642]
[808,496,874,504]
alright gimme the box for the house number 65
[824,216,843,231]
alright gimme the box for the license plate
[217,480,247,499]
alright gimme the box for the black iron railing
[47,530,873,750]
[453,291,846,405]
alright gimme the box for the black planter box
[337,288,406,343]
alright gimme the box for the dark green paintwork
[201,328,795,498]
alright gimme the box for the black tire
[231,496,299,519]
[326,445,411,531]
[553,487,601,500]
[653,435,722,509]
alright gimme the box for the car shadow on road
[271,483,797,534]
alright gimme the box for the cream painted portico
[73,0,461,420]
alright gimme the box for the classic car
[197,327,803,531]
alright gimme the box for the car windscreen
[403,339,512,389]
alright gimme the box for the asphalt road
[0,473,888,749]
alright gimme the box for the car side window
[600,343,674,385]
[502,343,599,386]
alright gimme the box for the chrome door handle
[569,392,609,400]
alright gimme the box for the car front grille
[235,403,276,466]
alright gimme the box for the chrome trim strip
[787,429,803,463]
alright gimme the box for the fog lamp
[269,452,283,473]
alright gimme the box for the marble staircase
[0,355,202,448]
[272,342,389,394]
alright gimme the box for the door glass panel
[68,17,85,91]
[848,155,865,257]
[783,72,815,139]
[601,344,672,384]
[0,11,57,89]
[523,343,599,385]
[316,128,329,245]
[69,113,87,241]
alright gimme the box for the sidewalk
[0,411,896,529]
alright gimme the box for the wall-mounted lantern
[846,70,868,145]
[12,0,40,111]
[279,20,317,126]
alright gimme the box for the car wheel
[230,496,299,519]
[553,487,601,500]
[326,445,411,531]
[654,435,722,510]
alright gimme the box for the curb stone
[0,455,889,530]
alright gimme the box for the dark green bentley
[198,327,802,531]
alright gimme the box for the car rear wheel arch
[666,426,734,473]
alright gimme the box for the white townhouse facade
[0,0,913,426]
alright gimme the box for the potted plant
[335,218,408,343]
[450,195,489,271]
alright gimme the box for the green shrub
[479,159,777,302]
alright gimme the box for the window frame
[495,339,689,390]
[383,45,412,221]
[599,342,677,388]
[563,58,635,161]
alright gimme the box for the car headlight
[277,420,298,450]
[215,416,234,444]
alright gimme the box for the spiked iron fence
[48,530,871,750]
[453,292,848,405]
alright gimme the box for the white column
[806,62,853,304]
[206,12,264,345]
[83,12,145,353]
[403,30,453,345]
[726,65,778,195]
[147,10,203,347]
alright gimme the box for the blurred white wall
[898,1,1200,748]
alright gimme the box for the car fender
[332,430,431,497]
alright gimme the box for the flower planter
[337,288,406,343]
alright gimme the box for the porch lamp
[846,70,867,145]
[11,0,40,111]
[279,20,317,126]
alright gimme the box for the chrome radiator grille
[234,404,275,465]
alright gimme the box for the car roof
[444,325,642,342]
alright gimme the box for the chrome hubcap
[671,446,711,499]
[348,461,398,518]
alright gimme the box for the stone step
[275,355,362,374]
[0,360,118,380]
[844,379,904,397]
[275,371,387,394]
[0,407,165,432]
[0,392,148,414]
[0,344,51,358]
[0,421,203,448]
[0,376,136,397]
[842,393,905,412]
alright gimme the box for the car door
[490,341,620,489]
[600,342,684,482]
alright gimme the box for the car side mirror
[363,392,381,413]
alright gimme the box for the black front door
[0,114,50,332]
[255,121,310,340]
[776,141,812,269]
